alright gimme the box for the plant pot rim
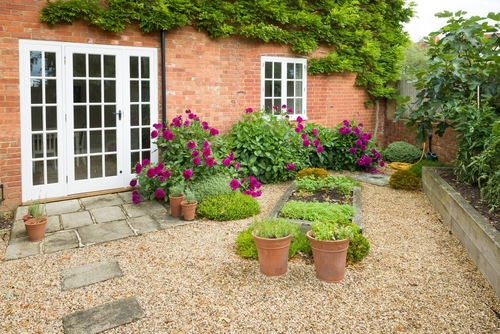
[180,200,197,205]
[306,230,350,242]
[25,217,47,225]
[252,230,293,241]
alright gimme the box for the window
[261,56,307,120]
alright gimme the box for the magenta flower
[202,121,209,130]
[294,127,301,133]
[228,151,235,161]
[187,140,196,149]
[203,140,209,149]
[154,163,164,174]
[245,107,253,113]
[358,122,364,127]
[311,128,318,137]
[153,123,163,130]
[210,128,219,136]
[287,108,294,114]
[182,169,193,179]
[297,123,304,131]
[297,116,303,123]
[353,127,361,136]
[142,158,150,166]
[163,130,174,140]
[155,188,165,199]
[286,163,295,171]
[183,120,190,127]
[146,168,156,178]
[379,160,385,167]
[355,139,362,147]
[205,157,216,167]
[301,133,307,139]
[193,157,201,165]
[313,139,320,147]
[282,104,287,109]
[162,170,172,178]
[192,150,199,157]
[234,162,240,170]
[349,147,357,154]
[151,130,158,139]
[343,120,351,127]
[273,105,278,111]
[316,145,324,153]
[132,190,141,204]
[202,148,211,158]
[230,179,240,190]
[135,163,142,174]
[185,109,191,114]
[129,179,137,187]
[303,139,310,147]
[241,177,246,184]
[339,126,351,136]
[188,113,196,119]
[222,158,231,166]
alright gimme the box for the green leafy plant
[169,181,185,197]
[383,141,422,163]
[280,201,354,224]
[27,199,46,224]
[183,187,196,204]
[407,160,448,178]
[295,168,330,180]
[190,174,233,202]
[389,169,421,191]
[310,221,357,241]
[346,232,370,263]
[295,175,360,197]
[251,218,297,239]
[196,192,260,221]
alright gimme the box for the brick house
[1,0,386,210]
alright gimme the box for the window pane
[31,107,43,131]
[105,154,117,177]
[130,81,139,102]
[105,130,116,152]
[31,79,42,104]
[264,99,273,113]
[141,57,150,78]
[89,130,102,153]
[130,105,139,126]
[296,81,302,97]
[30,51,42,77]
[104,80,116,102]
[75,158,88,180]
[265,81,272,97]
[273,82,281,97]
[103,55,115,78]
[73,80,86,103]
[273,99,281,114]
[47,160,58,184]
[295,99,303,114]
[273,62,281,78]
[130,56,139,78]
[90,105,102,128]
[142,128,150,149]
[33,160,44,185]
[296,63,303,79]
[32,134,43,158]
[131,152,139,170]
[73,54,86,77]
[45,79,57,103]
[287,99,294,113]
[89,80,102,102]
[90,155,103,178]
[45,52,56,77]
[74,106,87,129]
[142,104,150,125]
[265,62,273,79]
[88,54,101,77]
[46,106,57,130]
[287,81,294,97]
[46,133,58,157]
[74,131,87,155]
[104,105,117,127]
[287,63,294,79]
[131,128,139,150]
[141,81,150,102]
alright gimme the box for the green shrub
[407,160,448,178]
[389,169,421,190]
[235,222,310,259]
[190,174,233,202]
[295,168,330,180]
[197,192,260,221]
[347,233,370,263]
[295,175,360,196]
[383,141,422,163]
[280,201,354,224]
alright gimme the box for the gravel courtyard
[1,180,499,333]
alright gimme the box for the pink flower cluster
[230,175,262,197]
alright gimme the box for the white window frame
[260,56,307,121]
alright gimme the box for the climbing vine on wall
[41,0,414,101]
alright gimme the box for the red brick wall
[0,0,380,210]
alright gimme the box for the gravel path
[1,180,499,333]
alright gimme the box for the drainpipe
[161,30,167,126]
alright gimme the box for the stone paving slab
[91,206,126,224]
[128,216,163,235]
[62,211,94,229]
[117,191,133,204]
[81,194,124,210]
[44,231,80,254]
[62,296,144,334]
[4,236,40,260]
[155,213,196,229]
[46,200,81,216]
[10,219,27,239]
[77,220,135,245]
[61,259,123,291]
[351,173,390,186]
[46,215,61,233]
[123,201,168,218]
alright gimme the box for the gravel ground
[1,180,500,333]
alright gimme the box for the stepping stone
[4,236,40,260]
[46,200,81,215]
[122,201,167,218]
[61,259,123,291]
[91,206,126,224]
[62,296,144,334]
[44,231,80,254]
[128,216,162,235]
[350,173,390,186]
[81,194,124,210]
[77,220,135,245]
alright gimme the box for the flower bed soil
[287,187,352,205]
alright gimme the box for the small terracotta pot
[180,200,197,221]
[252,231,292,277]
[24,217,48,242]
[306,230,350,283]
[22,214,33,222]
[168,194,184,217]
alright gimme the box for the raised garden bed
[422,167,500,297]
[267,182,362,232]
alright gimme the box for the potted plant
[168,181,185,217]
[251,218,297,277]
[306,221,357,283]
[24,200,48,242]
[180,187,197,221]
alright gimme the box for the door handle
[112,110,122,121]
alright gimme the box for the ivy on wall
[41,0,414,101]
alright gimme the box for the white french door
[19,41,158,202]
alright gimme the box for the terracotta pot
[24,217,48,242]
[22,214,33,222]
[168,194,184,217]
[180,200,197,221]
[252,231,292,277]
[306,230,350,283]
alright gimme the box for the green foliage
[407,160,448,178]
[169,181,185,197]
[389,169,421,191]
[41,0,414,102]
[235,222,310,259]
[190,174,232,202]
[400,42,429,81]
[295,175,360,197]
[280,201,354,224]
[196,192,260,221]
[28,199,46,222]
[310,221,357,241]
[251,218,297,239]
[295,168,329,180]
[383,141,422,163]
[183,187,196,204]
[347,232,370,263]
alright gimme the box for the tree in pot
[306,222,357,283]
[168,182,185,217]
[251,218,298,277]
[180,187,197,221]
[24,200,48,242]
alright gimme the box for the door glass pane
[89,54,101,77]
[265,81,272,97]
[31,107,43,131]
[141,57,150,78]
[45,133,58,157]
[31,79,43,104]
[74,106,87,129]
[105,130,116,152]
[104,55,116,78]
[273,82,281,97]
[104,80,116,102]
[105,154,117,177]
[90,156,102,178]
[295,99,303,114]
[130,105,139,126]
[131,152,139,168]
[141,81,150,102]
[89,80,102,102]
[130,57,139,78]
[296,64,303,79]
[45,79,57,103]
[130,81,139,102]
[73,80,86,103]
[46,106,57,130]
[74,131,87,155]
[265,62,272,78]
[287,98,294,112]
[33,161,44,185]
[273,62,281,78]
[73,54,86,77]
[104,105,116,127]
[142,128,150,149]
[32,134,43,158]
[287,81,294,97]
[287,63,294,79]
[89,105,102,128]
[90,131,102,153]
[141,105,150,125]
[30,51,42,76]
[131,128,139,150]
[47,160,58,184]
[296,81,302,97]
[75,157,88,180]
[45,52,57,77]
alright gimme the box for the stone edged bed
[423,167,500,297]
[267,181,363,232]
